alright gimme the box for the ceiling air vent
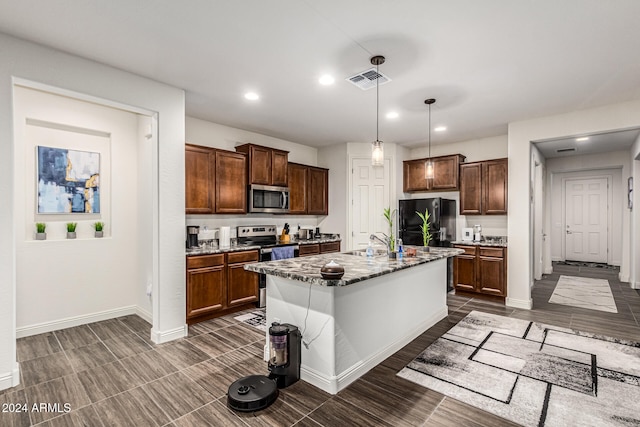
[346,67,391,90]
[556,148,577,153]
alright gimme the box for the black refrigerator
[399,198,457,247]
[399,198,457,292]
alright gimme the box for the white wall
[184,117,338,236]
[13,86,151,334]
[631,136,640,289]
[546,151,629,276]
[410,135,508,162]
[318,143,348,241]
[508,99,640,310]
[0,33,185,391]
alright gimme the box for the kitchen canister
[219,226,231,248]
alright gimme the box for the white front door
[351,158,390,250]
[564,177,608,263]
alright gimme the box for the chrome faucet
[369,234,390,253]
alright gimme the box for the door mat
[397,311,640,426]
[556,260,617,269]
[234,309,266,332]
[549,275,617,313]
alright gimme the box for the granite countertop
[186,244,261,256]
[185,236,342,256]
[451,240,508,248]
[244,247,463,287]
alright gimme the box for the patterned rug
[397,311,640,426]
[549,275,618,313]
[234,309,266,332]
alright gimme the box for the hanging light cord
[376,62,379,142]
[428,102,431,159]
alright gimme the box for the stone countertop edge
[186,237,342,256]
[244,248,463,287]
[451,240,508,248]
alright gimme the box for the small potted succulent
[35,222,47,240]
[416,208,432,252]
[66,222,77,239]
[93,221,104,238]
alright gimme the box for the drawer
[227,250,259,264]
[479,247,505,258]
[299,244,320,256]
[454,245,477,256]
[320,241,340,253]
[187,254,225,269]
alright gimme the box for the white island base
[264,258,447,395]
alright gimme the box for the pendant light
[371,55,385,166]
[424,98,436,179]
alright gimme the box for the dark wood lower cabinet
[319,241,340,253]
[187,250,259,324]
[298,241,341,257]
[453,245,506,299]
[299,244,320,257]
[227,251,259,307]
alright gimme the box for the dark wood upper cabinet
[307,166,328,215]
[185,144,214,214]
[288,162,308,215]
[403,154,465,193]
[185,144,247,214]
[459,163,483,215]
[271,150,289,186]
[215,150,247,214]
[235,144,289,186]
[483,159,508,215]
[460,158,508,215]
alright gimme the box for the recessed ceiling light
[386,111,399,119]
[434,126,447,132]
[244,92,259,101]
[576,137,589,141]
[319,75,335,85]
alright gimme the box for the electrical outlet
[146,283,152,297]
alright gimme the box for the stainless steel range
[237,225,299,308]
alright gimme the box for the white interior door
[533,162,544,280]
[564,177,608,263]
[351,158,390,250]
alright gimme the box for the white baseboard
[544,267,553,274]
[135,307,152,324]
[300,307,448,395]
[16,306,141,338]
[151,324,187,344]
[506,297,533,310]
[0,364,20,392]
[619,273,630,283]
[630,280,639,290]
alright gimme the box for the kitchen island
[245,247,462,394]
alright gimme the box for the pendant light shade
[424,98,436,179]
[371,55,385,166]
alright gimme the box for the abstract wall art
[37,146,101,213]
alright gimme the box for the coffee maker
[186,225,199,249]
[268,323,301,388]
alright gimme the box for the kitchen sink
[345,249,388,258]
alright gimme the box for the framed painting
[37,146,100,213]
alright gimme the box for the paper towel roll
[219,226,231,248]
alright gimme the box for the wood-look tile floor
[2,263,640,426]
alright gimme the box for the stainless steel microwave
[248,185,290,213]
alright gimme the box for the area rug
[549,275,617,313]
[234,309,266,331]
[556,260,617,270]
[397,311,640,426]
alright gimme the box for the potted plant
[416,208,432,252]
[66,222,77,239]
[93,221,104,238]
[35,222,46,240]
[383,206,397,256]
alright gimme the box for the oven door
[249,185,290,213]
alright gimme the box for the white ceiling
[534,128,640,159]
[1,1,640,149]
